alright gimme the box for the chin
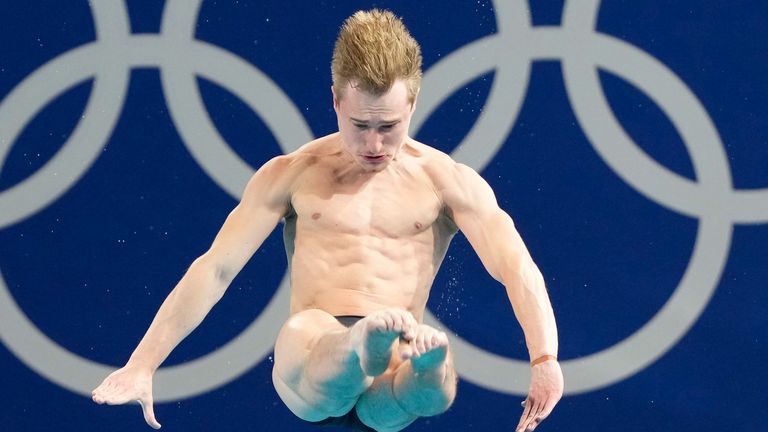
[364,163,388,172]
[356,157,390,172]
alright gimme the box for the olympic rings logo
[1,0,766,401]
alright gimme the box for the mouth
[361,154,388,163]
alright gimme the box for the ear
[409,87,420,113]
[331,85,341,112]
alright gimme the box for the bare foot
[350,309,417,376]
[408,324,450,381]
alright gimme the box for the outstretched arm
[442,163,563,432]
[92,156,293,428]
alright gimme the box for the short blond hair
[331,9,422,103]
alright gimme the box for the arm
[92,156,292,428]
[124,156,291,371]
[442,163,563,432]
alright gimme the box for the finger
[99,380,116,393]
[516,398,533,432]
[518,396,542,432]
[540,393,559,419]
[92,387,113,404]
[99,387,129,405]
[106,393,134,405]
[524,392,558,432]
[138,397,162,430]
[526,416,543,432]
[519,410,533,432]
[93,384,107,396]
[95,385,124,404]
[523,398,546,432]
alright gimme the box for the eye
[354,123,367,130]
[379,124,394,132]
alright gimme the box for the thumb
[138,397,162,429]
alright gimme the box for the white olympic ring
[0,0,766,400]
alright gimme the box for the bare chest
[291,167,442,237]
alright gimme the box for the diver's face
[334,80,416,172]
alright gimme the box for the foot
[350,309,418,376]
[408,325,450,381]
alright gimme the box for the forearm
[446,165,559,360]
[126,256,228,371]
[502,259,558,361]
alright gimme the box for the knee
[275,309,339,356]
[396,365,458,417]
[416,378,457,417]
[435,362,458,413]
[356,374,418,432]
[437,367,458,413]
[281,309,339,335]
[273,309,356,412]
[272,367,328,422]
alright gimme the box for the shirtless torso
[284,133,457,320]
[92,79,563,432]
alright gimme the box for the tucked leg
[272,308,418,422]
[356,324,458,431]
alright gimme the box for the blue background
[1,1,766,431]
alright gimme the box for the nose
[364,129,383,154]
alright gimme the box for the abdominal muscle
[288,228,439,322]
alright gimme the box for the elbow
[193,252,235,283]
[212,262,236,286]
[190,254,232,301]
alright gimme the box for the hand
[516,359,563,432]
[92,365,162,429]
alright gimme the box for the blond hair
[331,9,422,102]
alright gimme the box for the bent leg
[272,308,418,422]
[272,309,368,421]
[356,325,458,431]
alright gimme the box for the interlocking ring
[1,0,766,400]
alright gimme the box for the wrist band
[530,354,557,366]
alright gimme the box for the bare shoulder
[404,139,488,208]
[259,133,339,175]
[403,139,455,178]
[243,134,339,206]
